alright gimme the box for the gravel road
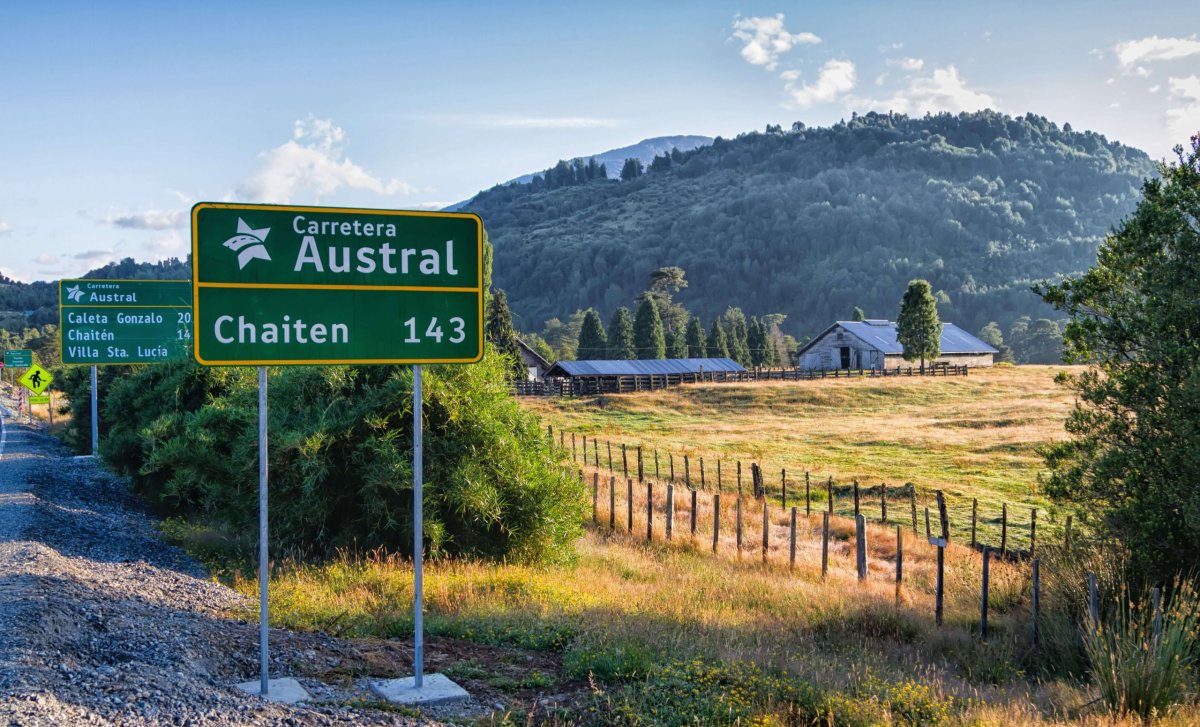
[0,391,459,726]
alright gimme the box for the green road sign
[191,203,484,365]
[59,280,192,365]
[4,349,32,368]
[29,395,51,405]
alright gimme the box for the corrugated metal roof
[546,357,746,377]
[800,321,998,356]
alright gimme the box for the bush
[72,352,583,564]
[1083,581,1200,720]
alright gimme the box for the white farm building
[796,320,997,371]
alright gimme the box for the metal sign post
[90,365,98,455]
[258,366,269,695]
[412,364,424,687]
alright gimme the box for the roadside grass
[520,365,1078,546]
[223,527,1199,725]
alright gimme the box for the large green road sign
[191,203,484,365]
[59,280,192,365]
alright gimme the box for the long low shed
[543,357,747,395]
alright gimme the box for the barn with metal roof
[796,320,996,371]
[542,358,746,395]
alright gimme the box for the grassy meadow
[521,365,1080,549]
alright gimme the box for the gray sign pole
[413,364,424,688]
[258,366,269,695]
[90,365,98,454]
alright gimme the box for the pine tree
[685,317,707,357]
[852,306,866,321]
[576,309,608,360]
[722,307,751,366]
[633,298,666,359]
[606,306,636,360]
[486,289,525,378]
[747,318,769,367]
[620,158,644,181]
[668,325,688,358]
[896,279,942,373]
[707,320,730,358]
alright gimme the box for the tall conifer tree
[576,309,608,360]
[606,306,636,360]
[633,298,666,359]
[896,279,942,373]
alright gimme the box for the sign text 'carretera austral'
[59,280,192,365]
[191,203,484,365]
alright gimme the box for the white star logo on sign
[222,218,272,270]
[66,285,84,302]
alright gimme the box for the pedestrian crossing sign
[18,363,52,395]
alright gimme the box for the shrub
[1083,581,1200,720]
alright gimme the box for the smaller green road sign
[29,395,51,405]
[4,350,32,368]
[60,280,192,365]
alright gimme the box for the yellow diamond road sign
[18,364,52,395]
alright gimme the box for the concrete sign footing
[370,673,470,706]
[234,677,311,704]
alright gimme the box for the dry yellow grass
[523,365,1080,547]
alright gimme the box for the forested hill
[464,111,1155,339]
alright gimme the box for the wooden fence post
[762,500,769,563]
[572,433,577,461]
[971,498,978,549]
[881,483,888,524]
[626,479,633,533]
[936,490,949,542]
[592,472,598,524]
[646,482,653,541]
[594,438,599,468]
[717,459,722,491]
[666,484,674,541]
[1000,503,1008,558]
[1030,507,1037,558]
[789,507,797,570]
[684,455,691,489]
[582,434,587,464]
[895,526,903,605]
[910,486,918,534]
[781,468,787,508]
[925,507,931,539]
[821,512,830,579]
[608,441,614,472]
[560,430,564,448]
[736,496,743,552]
[935,543,945,628]
[855,514,867,581]
[609,476,616,531]
[700,458,705,490]
[622,444,628,478]
[712,493,720,553]
[853,480,860,518]
[1088,573,1099,630]
[1065,515,1073,552]
[980,547,991,639]
[1031,559,1040,649]
[827,476,834,514]
[690,488,698,537]
[670,454,675,483]
[737,460,743,496]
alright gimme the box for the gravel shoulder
[0,388,487,726]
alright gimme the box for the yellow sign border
[190,202,485,367]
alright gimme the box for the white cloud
[236,116,419,204]
[1166,76,1200,145]
[887,57,924,72]
[875,73,889,87]
[103,209,186,230]
[33,254,58,265]
[731,14,820,71]
[878,42,904,53]
[783,59,857,108]
[0,220,11,235]
[1115,36,1200,68]
[1134,66,1152,77]
[848,65,998,116]
[1150,84,1162,93]
[140,231,188,258]
[73,249,119,265]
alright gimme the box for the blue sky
[1,1,1197,282]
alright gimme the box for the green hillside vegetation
[466,111,1154,343]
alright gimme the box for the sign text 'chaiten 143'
[190,203,484,365]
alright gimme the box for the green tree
[851,306,866,321]
[521,333,556,365]
[486,289,524,378]
[633,298,666,359]
[1023,319,1064,364]
[576,309,608,360]
[606,306,636,360]
[1037,134,1200,579]
[722,307,750,366]
[668,325,688,358]
[540,311,586,361]
[707,320,730,359]
[685,317,707,357]
[746,318,767,367]
[619,157,644,181]
[896,279,942,373]
[977,321,1013,362]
